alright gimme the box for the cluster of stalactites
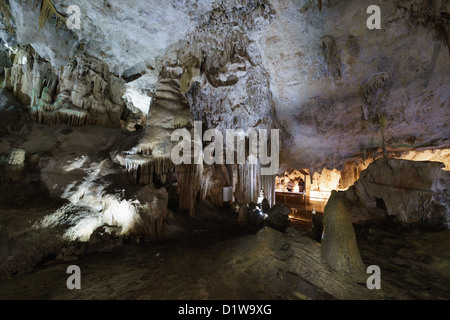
[124,156,177,186]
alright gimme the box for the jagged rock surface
[321,191,365,274]
[344,158,450,229]
[266,203,290,233]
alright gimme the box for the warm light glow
[396,149,450,171]
[309,190,332,201]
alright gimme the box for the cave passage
[0,0,449,303]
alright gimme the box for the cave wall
[2,0,448,174]
[2,46,134,127]
[344,158,450,229]
[260,0,449,173]
[0,0,449,228]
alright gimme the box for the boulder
[248,209,264,228]
[261,198,270,213]
[8,148,25,166]
[344,158,449,229]
[266,203,290,233]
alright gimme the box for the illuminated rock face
[2,0,449,173]
[0,0,449,238]
[344,158,450,229]
[4,49,132,127]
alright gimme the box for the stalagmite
[135,186,169,238]
[321,191,364,275]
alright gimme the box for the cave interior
[0,0,449,300]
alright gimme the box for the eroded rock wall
[344,158,450,229]
[3,46,132,127]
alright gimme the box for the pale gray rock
[345,158,450,229]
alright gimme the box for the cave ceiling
[1,0,449,173]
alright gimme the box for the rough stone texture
[135,186,169,237]
[0,0,448,300]
[1,0,448,188]
[200,164,231,207]
[251,227,386,300]
[0,0,448,230]
[7,148,25,166]
[263,0,450,172]
[344,158,450,229]
[0,89,28,134]
[177,163,203,216]
[4,48,132,127]
[261,198,270,213]
[321,191,365,275]
[266,203,290,232]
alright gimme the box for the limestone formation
[238,205,249,226]
[0,0,449,300]
[200,164,231,207]
[344,158,450,229]
[319,35,341,77]
[4,48,132,127]
[266,203,290,233]
[177,164,203,216]
[180,55,201,94]
[135,186,169,237]
[321,191,365,274]
[7,148,25,166]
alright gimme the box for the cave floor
[0,203,333,300]
[0,201,449,300]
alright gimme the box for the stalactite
[232,161,265,205]
[200,164,233,207]
[177,163,203,216]
[122,155,202,217]
[31,0,68,31]
[133,186,169,238]
[261,174,276,207]
[7,50,128,128]
[29,109,101,127]
[122,156,177,186]
[361,72,391,106]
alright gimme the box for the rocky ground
[354,222,450,300]
[0,200,449,300]
[0,202,329,300]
